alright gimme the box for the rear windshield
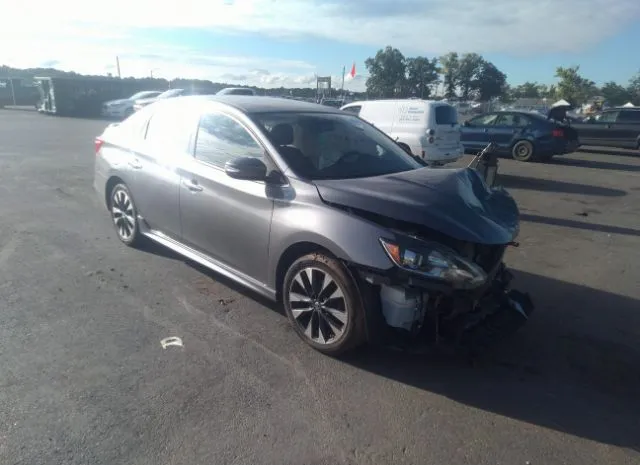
[435,105,458,125]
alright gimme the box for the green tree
[438,52,459,99]
[511,81,542,99]
[554,66,597,105]
[474,61,507,101]
[365,46,407,98]
[628,71,640,105]
[405,56,439,98]
[457,53,484,100]
[600,81,632,106]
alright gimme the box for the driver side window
[194,112,264,168]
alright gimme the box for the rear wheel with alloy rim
[283,253,364,355]
[511,140,535,162]
[110,183,142,246]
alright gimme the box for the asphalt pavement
[1,109,639,465]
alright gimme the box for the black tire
[282,253,365,355]
[109,183,143,247]
[511,140,535,162]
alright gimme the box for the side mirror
[463,120,471,127]
[225,156,267,180]
[396,141,412,155]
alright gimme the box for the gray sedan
[94,96,532,355]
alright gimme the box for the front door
[179,110,274,284]
[577,111,619,146]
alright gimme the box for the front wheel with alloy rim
[283,253,365,355]
[110,183,142,246]
[511,140,535,162]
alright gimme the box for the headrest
[270,123,294,145]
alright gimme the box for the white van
[341,99,463,165]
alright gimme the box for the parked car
[133,88,214,112]
[216,87,257,96]
[94,96,532,355]
[340,99,463,166]
[460,111,579,162]
[571,107,640,150]
[101,90,162,118]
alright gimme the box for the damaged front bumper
[356,263,534,354]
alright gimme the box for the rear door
[581,111,619,146]
[128,102,198,239]
[432,104,460,150]
[490,113,531,150]
[461,113,498,151]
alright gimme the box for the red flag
[349,62,356,78]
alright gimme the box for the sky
[2,0,640,92]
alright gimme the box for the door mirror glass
[225,156,267,180]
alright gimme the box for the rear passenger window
[618,110,640,122]
[117,107,151,140]
[195,112,264,168]
[145,104,194,152]
[343,105,362,115]
[435,105,458,124]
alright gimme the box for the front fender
[267,201,394,290]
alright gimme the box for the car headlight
[380,237,487,289]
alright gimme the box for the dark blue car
[461,111,579,162]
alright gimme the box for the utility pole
[340,65,346,99]
[8,78,17,106]
[116,56,121,78]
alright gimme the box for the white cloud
[1,0,638,89]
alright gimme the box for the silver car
[94,96,533,355]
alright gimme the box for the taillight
[552,128,564,137]
[95,138,104,154]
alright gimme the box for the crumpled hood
[314,167,519,245]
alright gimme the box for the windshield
[158,89,184,99]
[129,91,160,100]
[252,112,422,180]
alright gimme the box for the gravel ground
[0,109,639,465]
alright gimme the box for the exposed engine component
[379,285,426,333]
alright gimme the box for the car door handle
[128,158,143,169]
[182,179,203,192]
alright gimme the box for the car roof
[176,95,344,115]
[346,99,447,106]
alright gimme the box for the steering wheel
[329,150,365,167]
